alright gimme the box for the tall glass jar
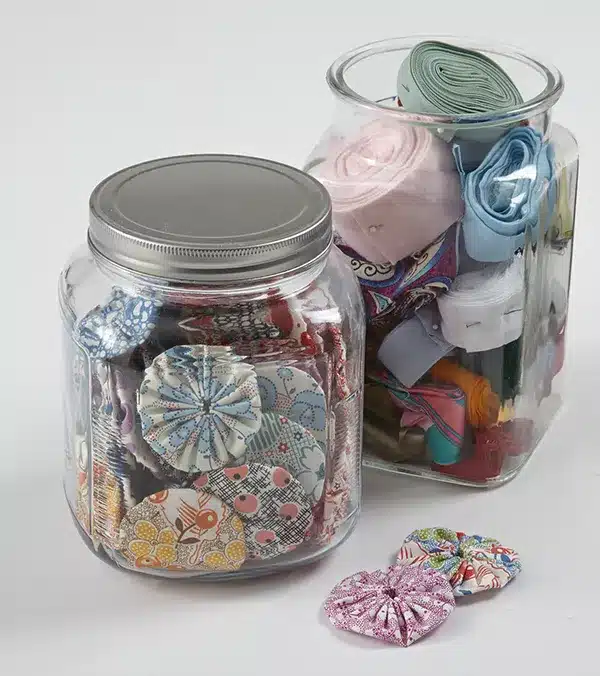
[305,37,578,486]
[59,154,365,578]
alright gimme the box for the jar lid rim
[327,35,564,128]
[88,154,333,284]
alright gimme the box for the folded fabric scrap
[431,419,534,482]
[397,527,522,596]
[457,126,555,263]
[317,116,463,264]
[437,255,524,352]
[397,40,523,148]
[75,287,162,359]
[363,383,429,464]
[323,564,455,646]
[377,304,455,388]
[429,359,500,428]
[336,223,458,322]
[369,370,465,466]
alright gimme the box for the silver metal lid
[89,154,332,283]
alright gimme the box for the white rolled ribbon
[316,117,464,264]
[437,256,524,352]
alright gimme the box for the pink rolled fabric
[317,118,464,264]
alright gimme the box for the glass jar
[59,154,365,578]
[305,36,578,487]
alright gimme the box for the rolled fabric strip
[397,40,523,145]
[318,117,463,264]
[437,256,524,352]
[457,126,555,263]
[398,41,523,116]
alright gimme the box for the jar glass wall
[59,155,365,578]
[305,37,578,486]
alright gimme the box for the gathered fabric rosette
[396,527,522,596]
[324,564,455,646]
[138,345,262,473]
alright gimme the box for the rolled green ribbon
[398,41,523,116]
[397,41,524,148]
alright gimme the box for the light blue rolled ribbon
[456,126,555,263]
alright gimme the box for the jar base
[68,503,360,580]
[363,392,565,488]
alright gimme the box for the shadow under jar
[59,155,365,578]
[304,36,578,487]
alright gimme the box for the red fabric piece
[431,419,534,482]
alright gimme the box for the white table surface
[3,1,599,674]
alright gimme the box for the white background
[2,1,599,674]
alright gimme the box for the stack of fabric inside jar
[65,250,363,576]
[312,40,577,485]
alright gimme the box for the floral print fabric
[324,565,455,646]
[119,489,246,572]
[69,274,358,575]
[256,365,327,447]
[138,345,262,473]
[244,412,325,503]
[194,462,313,561]
[397,527,522,596]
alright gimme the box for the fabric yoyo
[256,364,327,448]
[75,287,161,359]
[119,488,246,572]
[194,462,313,560]
[244,412,326,503]
[324,564,455,646]
[138,345,262,473]
[397,527,522,596]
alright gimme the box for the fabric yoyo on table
[397,527,522,596]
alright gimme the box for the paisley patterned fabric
[397,527,522,596]
[75,288,161,359]
[138,345,262,473]
[119,489,246,572]
[336,224,458,324]
[194,463,313,561]
[324,565,455,646]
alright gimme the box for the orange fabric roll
[430,359,500,428]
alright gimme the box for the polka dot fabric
[194,462,313,560]
[396,527,522,596]
[324,565,455,646]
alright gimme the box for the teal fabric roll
[397,41,523,146]
[398,41,523,116]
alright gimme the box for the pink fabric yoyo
[323,564,455,646]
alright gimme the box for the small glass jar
[305,36,578,486]
[59,154,365,578]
